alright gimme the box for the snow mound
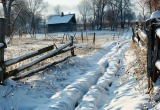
[75,41,127,109]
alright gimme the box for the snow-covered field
[14,30,123,39]
[1,29,160,110]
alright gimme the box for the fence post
[81,31,83,43]
[93,33,95,45]
[70,36,75,56]
[73,33,78,43]
[66,33,68,42]
[0,18,6,84]
[132,27,135,42]
[62,33,65,43]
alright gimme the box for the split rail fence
[132,13,160,83]
[0,18,76,84]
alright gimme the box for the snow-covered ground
[1,29,160,110]
[13,30,123,39]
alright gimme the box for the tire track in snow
[34,41,128,110]
[75,40,129,110]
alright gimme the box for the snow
[156,28,160,39]
[1,28,160,110]
[0,43,4,48]
[137,29,147,42]
[150,11,160,19]
[155,59,160,70]
[0,67,2,72]
[46,14,74,24]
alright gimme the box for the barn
[46,13,77,32]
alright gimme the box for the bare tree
[89,0,108,30]
[145,0,160,14]
[25,0,47,37]
[136,0,146,20]
[1,0,47,43]
[13,0,31,36]
[119,0,132,29]
[77,0,91,30]
[1,0,25,44]
[107,0,132,30]
[1,0,14,38]
[54,5,61,15]
[105,0,121,30]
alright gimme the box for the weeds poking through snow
[122,41,147,95]
[124,41,160,109]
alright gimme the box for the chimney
[61,12,64,17]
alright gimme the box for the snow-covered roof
[150,11,160,19]
[46,14,74,25]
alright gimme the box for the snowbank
[75,40,128,109]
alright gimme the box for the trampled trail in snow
[2,29,160,110]
[76,41,129,110]
[34,36,130,110]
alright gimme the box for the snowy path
[33,39,129,110]
[76,41,128,110]
[3,29,159,110]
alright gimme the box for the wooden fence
[155,29,160,71]
[0,18,76,84]
[0,18,6,84]
[132,12,160,93]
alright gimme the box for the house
[46,13,77,32]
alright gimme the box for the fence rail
[0,18,76,84]
[4,45,55,67]
[4,40,74,79]
[0,18,6,83]
[132,27,147,47]
[155,29,160,71]
[132,12,160,93]
[12,56,70,80]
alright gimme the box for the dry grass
[126,41,160,109]
[5,35,119,74]
[128,41,147,78]
[123,41,160,109]
[120,40,147,95]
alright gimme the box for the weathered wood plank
[0,67,3,83]
[132,27,135,42]
[93,33,95,45]
[59,46,76,54]
[137,29,147,42]
[0,18,6,84]
[12,56,70,80]
[4,41,72,79]
[4,45,54,67]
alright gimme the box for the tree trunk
[2,0,14,37]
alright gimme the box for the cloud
[43,0,80,16]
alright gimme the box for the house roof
[46,14,74,25]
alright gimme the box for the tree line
[77,0,160,31]
[1,0,47,43]
[77,0,135,31]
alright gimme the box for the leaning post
[81,31,83,43]
[93,33,95,45]
[0,18,6,84]
[145,11,160,93]
[70,36,75,56]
